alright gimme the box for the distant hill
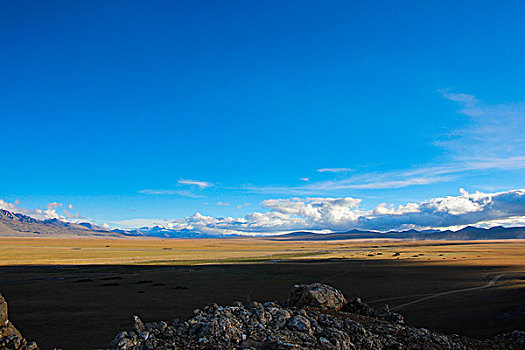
[0,209,123,238]
[0,209,225,238]
[272,226,525,241]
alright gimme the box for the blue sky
[2,1,525,233]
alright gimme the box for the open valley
[1,238,524,349]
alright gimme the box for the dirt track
[392,273,506,310]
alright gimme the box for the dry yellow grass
[0,237,524,267]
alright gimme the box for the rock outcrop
[108,283,525,350]
[287,283,347,311]
[0,294,38,350]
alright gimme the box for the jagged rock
[287,283,347,311]
[342,296,376,316]
[132,316,145,334]
[107,283,524,350]
[0,294,7,326]
[287,315,313,336]
[342,297,404,323]
[0,293,39,350]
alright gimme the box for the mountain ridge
[0,209,122,238]
[1,208,525,240]
[272,226,525,241]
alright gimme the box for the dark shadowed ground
[1,260,524,349]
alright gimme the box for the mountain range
[1,208,525,240]
[0,209,123,238]
[0,209,222,238]
[271,226,525,241]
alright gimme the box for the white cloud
[0,200,67,222]
[216,201,230,206]
[0,199,97,226]
[361,188,525,231]
[7,188,525,235]
[474,216,525,228]
[317,168,353,173]
[0,199,19,213]
[117,188,525,235]
[178,179,213,189]
[372,202,419,216]
[440,90,479,107]
[140,179,213,197]
[47,202,62,210]
[63,209,84,220]
[300,178,310,182]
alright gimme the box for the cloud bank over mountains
[117,188,525,235]
[2,188,525,235]
[0,199,84,222]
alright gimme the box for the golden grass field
[1,237,524,349]
[1,237,524,267]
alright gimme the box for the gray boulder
[287,283,347,311]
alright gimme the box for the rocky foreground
[1,284,524,350]
[108,283,525,350]
[0,294,37,350]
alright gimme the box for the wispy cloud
[140,178,213,197]
[47,202,62,210]
[139,189,204,198]
[439,89,525,163]
[317,168,353,173]
[242,169,455,195]
[242,91,525,195]
[177,179,213,189]
[139,189,180,195]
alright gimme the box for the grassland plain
[0,238,524,349]
[1,237,524,266]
